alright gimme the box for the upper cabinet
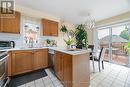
[42,19,58,36]
[0,11,21,34]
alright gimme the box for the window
[22,15,41,47]
[24,23,40,44]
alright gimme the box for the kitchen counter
[1,47,91,55]
[5,47,91,87]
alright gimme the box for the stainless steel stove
[0,51,10,87]
[0,41,13,87]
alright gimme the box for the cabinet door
[55,52,64,81]
[33,49,48,70]
[50,21,58,36]
[0,11,20,34]
[63,54,72,87]
[42,49,48,68]
[42,19,51,36]
[12,51,33,75]
[42,19,58,36]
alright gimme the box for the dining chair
[88,45,94,59]
[91,47,106,72]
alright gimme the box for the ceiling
[15,0,130,24]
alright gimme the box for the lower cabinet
[55,52,64,81]
[55,51,72,87]
[12,50,33,75]
[33,49,48,70]
[9,49,48,76]
[63,54,72,87]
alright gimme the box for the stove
[0,51,8,59]
[0,50,10,87]
[0,41,11,87]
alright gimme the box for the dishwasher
[48,49,55,73]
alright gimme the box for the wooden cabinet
[63,54,72,87]
[33,49,48,70]
[12,51,33,75]
[9,49,48,76]
[42,19,58,36]
[55,52,64,81]
[55,51,90,87]
[42,49,48,68]
[0,11,20,34]
[50,21,58,36]
[42,19,50,36]
[55,51,72,87]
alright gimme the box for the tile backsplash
[0,33,66,48]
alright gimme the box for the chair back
[99,47,106,61]
[88,45,94,52]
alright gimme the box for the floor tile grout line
[42,70,51,87]
[95,68,118,87]
[110,67,123,87]
[41,76,46,87]
[123,69,130,87]
[90,62,113,80]
[45,69,57,87]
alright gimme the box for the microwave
[0,41,15,49]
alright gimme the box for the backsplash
[0,34,65,48]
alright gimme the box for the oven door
[0,55,8,87]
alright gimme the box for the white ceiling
[15,0,130,24]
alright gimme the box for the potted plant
[75,24,88,49]
[64,38,74,49]
[46,39,51,47]
[60,25,68,33]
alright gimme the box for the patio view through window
[98,25,129,66]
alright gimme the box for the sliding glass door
[98,28,110,62]
[97,25,130,66]
[111,26,129,65]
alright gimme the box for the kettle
[10,41,15,48]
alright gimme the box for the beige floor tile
[17,84,26,87]
[26,81,35,87]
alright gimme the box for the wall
[87,29,93,45]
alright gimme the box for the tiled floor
[10,61,130,87]
[90,61,130,87]
[17,69,64,87]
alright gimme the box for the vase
[67,45,71,49]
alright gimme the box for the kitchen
[1,0,130,87]
[0,2,91,87]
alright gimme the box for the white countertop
[0,47,91,55]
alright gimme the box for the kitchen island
[5,47,90,87]
[54,49,90,87]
